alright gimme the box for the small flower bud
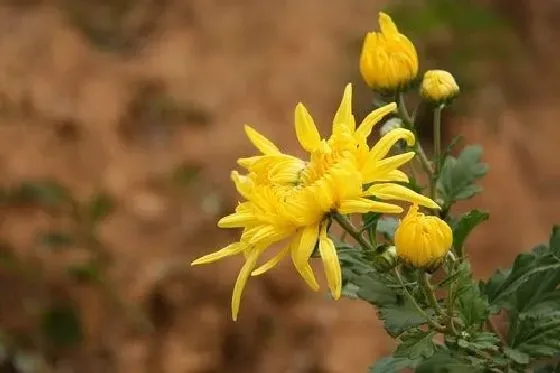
[420,70,460,102]
[360,13,418,92]
[372,245,398,272]
[394,204,453,271]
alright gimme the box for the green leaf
[533,362,560,373]
[503,347,529,365]
[361,212,381,232]
[454,262,489,326]
[416,351,485,373]
[484,253,560,310]
[456,331,500,353]
[369,356,421,373]
[436,145,488,206]
[355,274,398,307]
[41,304,83,347]
[395,329,436,359]
[550,225,560,255]
[37,231,75,250]
[88,193,115,224]
[377,217,399,241]
[511,312,560,358]
[378,298,431,337]
[452,210,489,254]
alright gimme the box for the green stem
[431,104,444,199]
[396,92,434,182]
[446,282,458,335]
[394,267,446,333]
[419,271,443,315]
[332,212,375,252]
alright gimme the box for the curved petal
[231,171,254,199]
[319,224,342,300]
[251,244,290,276]
[291,225,320,291]
[191,243,243,266]
[355,102,397,140]
[339,198,403,214]
[363,152,416,183]
[244,125,279,155]
[295,103,321,152]
[218,210,257,228]
[231,249,260,321]
[368,128,415,163]
[364,183,439,209]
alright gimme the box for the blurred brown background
[0,0,559,372]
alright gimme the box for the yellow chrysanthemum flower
[421,70,460,102]
[192,84,439,320]
[394,204,453,270]
[359,12,418,91]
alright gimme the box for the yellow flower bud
[394,204,452,270]
[359,12,418,92]
[420,70,460,102]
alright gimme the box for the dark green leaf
[416,351,484,373]
[512,312,560,358]
[485,253,560,310]
[354,274,398,307]
[456,331,499,353]
[88,193,115,224]
[37,231,75,250]
[377,218,399,241]
[452,210,489,254]
[361,212,381,232]
[550,226,560,256]
[454,262,489,326]
[436,145,488,206]
[395,329,436,359]
[41,304,83,347]
[532,362,560,373]
[369,356,421,373]
[503,347,529,365]
[378,298,431,337]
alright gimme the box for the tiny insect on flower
[394,204,453,271]
[359,12,418,92]
[420,70,460,102]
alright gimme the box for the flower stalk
[332,212,375,252]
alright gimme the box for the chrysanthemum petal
[231,249,259,321]
[355,103,397,140]
[379,12,399,38]
[291,225,320,291]
[244,125,279,155]
[295,103,321,152]
[191,243,243,265]
[367,128,415,164]
[365,183,440,209]
[218,212,257,228]
[319,224,342,300]
[231,171,253,199]
[363,152,416,183]
[375,169,409,183]
[339,198,403,214]
[251,245,289,276]
[332,84,356,136]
